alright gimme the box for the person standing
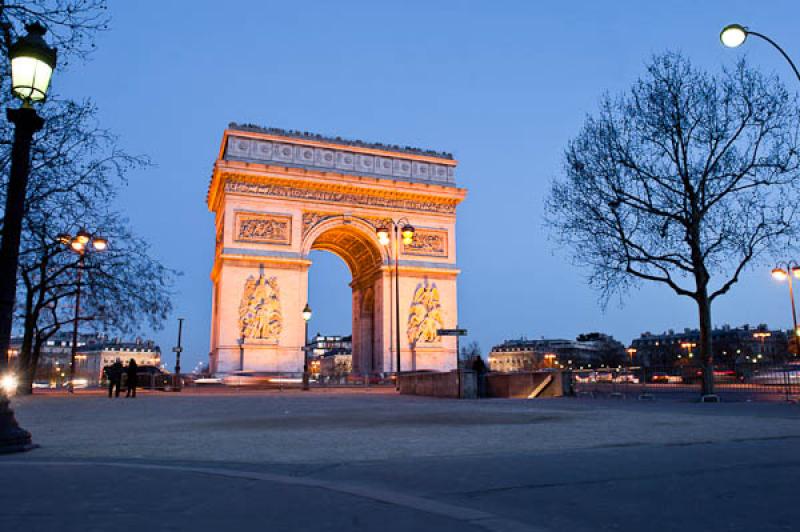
[471,356,488,398]
[108,359,123,398]
[126,358,138,398]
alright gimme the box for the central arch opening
[305,222,388,378]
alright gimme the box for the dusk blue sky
[54,1,800,370]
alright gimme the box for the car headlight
[1,373,19,395]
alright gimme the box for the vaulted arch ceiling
[311,226,383,283]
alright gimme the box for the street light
[720,23,800,82]
[0,23,57,454]
[753,331,771,357]
[680,342,697,360]
[376,219,415,388]
[172,318,185,392]
[771,262,800,349]
[59,229,108,393]
[302,303,312,391]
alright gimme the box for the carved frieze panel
[225,135,456,185]
[225,180,457,215]
[302,210,394,238]
[239,270,282,342]
[235,212,291,245]
[403,229,448,258]
[407,282,444,346]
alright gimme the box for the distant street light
[771,262,800,351]
[173,318,185,391]
[376,220,415,388]
[626,347,637,366]
[58,230,108,393]
[720,24,800,82]
[680,342,697,360]
[302,303,312,391]
[0,23,57,454]
[753,331,771,357]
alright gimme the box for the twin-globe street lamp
[771,264,800,352]
[56,230,107,393]
[376,221,415,387]
[720,24,800,82]
[0,23,57,453]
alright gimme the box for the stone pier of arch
[206,125,467,375]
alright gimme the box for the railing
[569,363,800,401]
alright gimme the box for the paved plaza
[3,390,800,531]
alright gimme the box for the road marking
[1,460,547,532]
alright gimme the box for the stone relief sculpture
[403,229,447,257]
[235,213,291,244]
[407,282,444,345]
[239,270,282,342]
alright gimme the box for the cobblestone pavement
[3,390,800,531]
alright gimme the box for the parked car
[651,372,683,384]
[613,373,640,384]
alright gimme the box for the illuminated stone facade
[208,125,466,374]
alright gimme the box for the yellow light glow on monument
[772,268,788,281]
[376,227,390,246]
[401,225,415,246]
[720,24,747,48]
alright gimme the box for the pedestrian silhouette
[126,358,138,398]
[107,359,123,398]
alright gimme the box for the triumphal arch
[207,124,466,375]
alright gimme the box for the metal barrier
[570,364,800,401]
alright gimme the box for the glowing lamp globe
[70,239,85,252]
[772,268,788,281]
[376,227,390,246]
[75,229,91,245]
[720,24,747,48]
[302,303,312,322]
[92,237,108,251]
[9,23,57,104]
[401,224,415,245]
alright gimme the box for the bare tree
[546,53,800,397]
[0,2,177,393]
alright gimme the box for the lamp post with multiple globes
[0,22,57,453]
[376,220,415,388]
[771,263,800,353]
[56,230,108,393]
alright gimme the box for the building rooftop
[228,123,454,160]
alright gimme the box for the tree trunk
[696,293,715,397]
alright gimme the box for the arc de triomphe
[207,124,466,375]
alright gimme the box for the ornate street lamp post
[0,23,57,453]
[720,24,800,82]
[376,220,415,389]
[302,303,312,391]
[57,230,107,393]
[173,318,185,391]
[771,263,800,354]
